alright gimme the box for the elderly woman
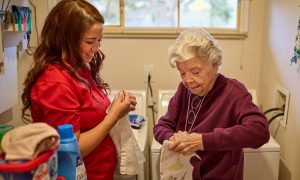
[153,28,270,180]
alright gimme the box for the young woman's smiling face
[176,56,218,96]
[80,23,103,63]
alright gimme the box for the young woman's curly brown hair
[21,0,109,123]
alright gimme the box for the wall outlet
[144,64,154,83]
[273,84,290,128]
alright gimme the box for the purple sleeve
[153,83,185,144]
[202,91,270,150]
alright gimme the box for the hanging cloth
[291,16,300,64]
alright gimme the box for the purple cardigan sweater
[153,74,270,180]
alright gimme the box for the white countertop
[132,120,148,152]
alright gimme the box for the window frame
[102,0,251,39]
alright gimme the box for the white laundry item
[109,115,145,175]
[160,140,200,180]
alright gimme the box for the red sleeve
[31,82,80,132]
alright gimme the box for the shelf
[2,31,26,48]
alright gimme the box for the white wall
[261,0,300,180]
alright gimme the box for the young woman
[21,1,136,179]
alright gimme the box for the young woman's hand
[108,90,137,121]
[127,91,137,111]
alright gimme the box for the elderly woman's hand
[168,131,204,155]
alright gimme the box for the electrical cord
[147,73,156,126]
[263,107,282,115]
[268,112,284,125]
[5,0,10,11]
[1,0,10,11]
[1,0,4,10]
[147,73,153,97]
[26,0,38,56]
[263,104,285,115]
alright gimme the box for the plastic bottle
[57,124,87,180]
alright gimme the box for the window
[87,0,250,39]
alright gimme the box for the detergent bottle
[57,124,87,180]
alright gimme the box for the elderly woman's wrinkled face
[176,56,218,96]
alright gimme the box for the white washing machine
[151,136,280,180]
[243,136,280,180]
[150,89,280,180]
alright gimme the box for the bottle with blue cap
[57,124,87,180]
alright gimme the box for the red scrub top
[30,63,116,180]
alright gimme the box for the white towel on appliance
[109,115,145,175]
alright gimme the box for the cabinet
[0,29,25,113]
[0,0,29,113]
[0,44,19,113]
[0,31,25,113]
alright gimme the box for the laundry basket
[0,147,58,180]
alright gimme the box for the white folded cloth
[109,115,145,176]
[160,140,200,180]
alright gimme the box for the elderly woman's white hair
[168,28,223,68]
